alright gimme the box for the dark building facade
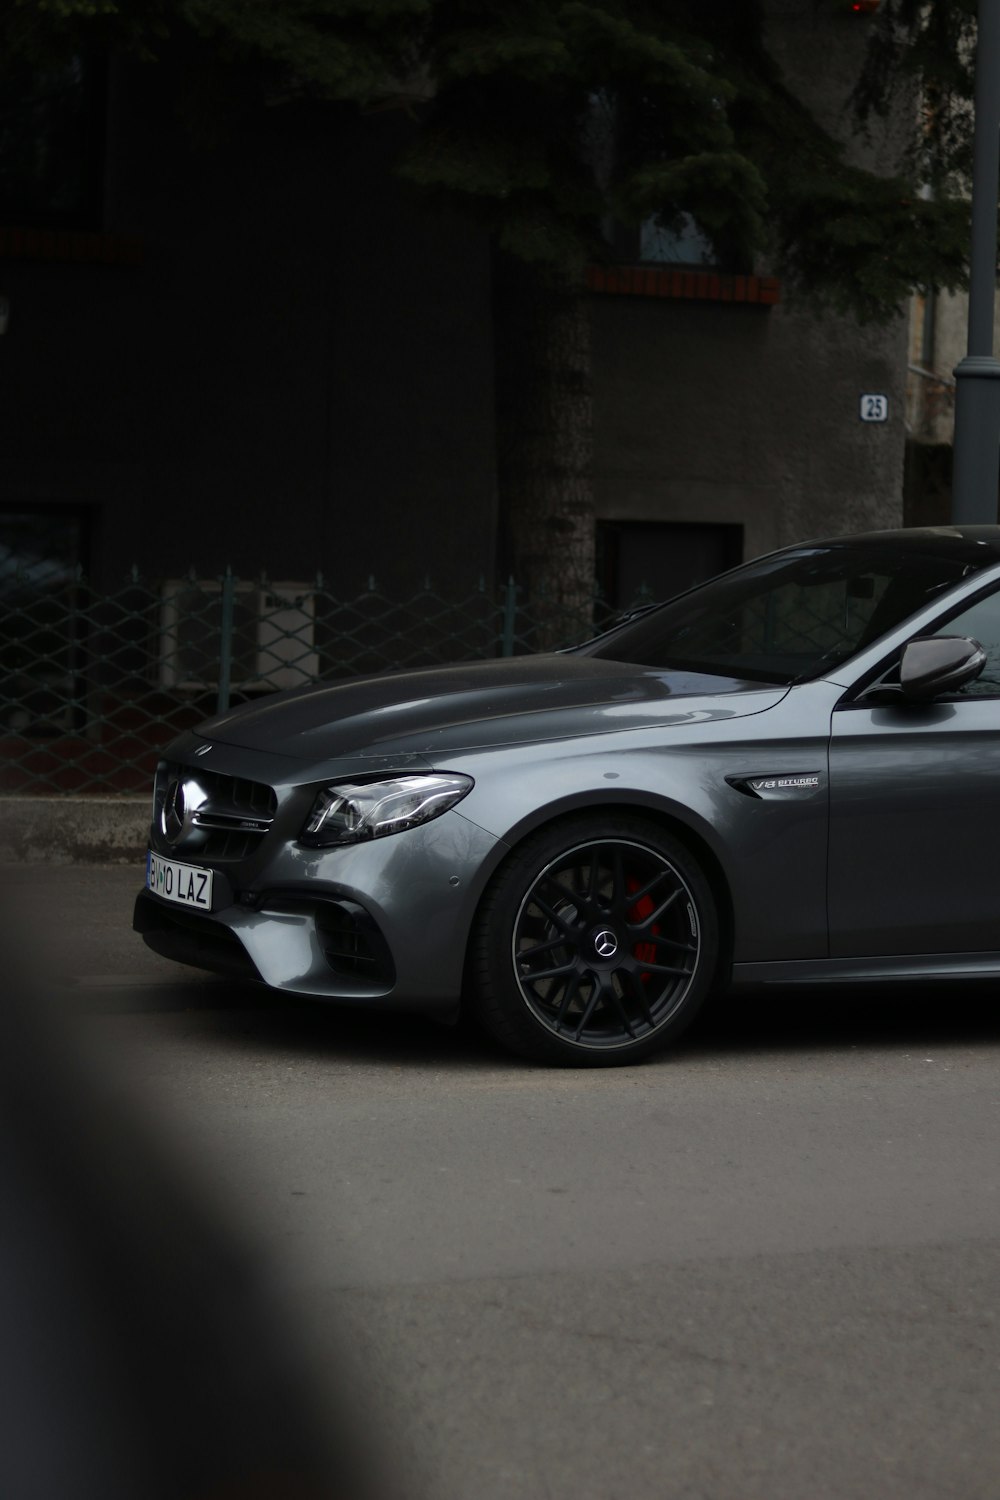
[1,52,498,595]
[1,5,907,607]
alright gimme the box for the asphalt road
[3,862,1000,1499]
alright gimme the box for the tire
[470,815,718,1066]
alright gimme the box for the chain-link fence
[1,569,642,794]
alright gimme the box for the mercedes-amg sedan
[135,526,1000,1065]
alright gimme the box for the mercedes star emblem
[160,777,207,846]
[594,930,619,959]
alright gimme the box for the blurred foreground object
[0,904,380,1500]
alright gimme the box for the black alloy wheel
[471,816,717,1065]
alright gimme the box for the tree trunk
[493,253,595,651]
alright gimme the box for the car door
[827,584,1000,958]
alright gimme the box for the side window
[938,590,1000,697]
[750,574,885,656]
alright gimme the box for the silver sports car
[135,526,1000,1065]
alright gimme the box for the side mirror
[899,636,986,700]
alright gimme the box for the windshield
[578,539,994,683]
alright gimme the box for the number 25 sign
[860,394,889,422]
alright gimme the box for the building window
[0,507,90,736]
[600,211,721,268]
[0,54,106,229]
[585,91,725,269]
[638,212,716,266]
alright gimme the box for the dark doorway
[597,520,743,609]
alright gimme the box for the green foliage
[852,0,977,183]
[0,0,981,320]
[177,0,430,101]
[711,30,963,321]
[393,2,778,282]
[778,168,969,324]
[620,153,766,246]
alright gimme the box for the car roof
[805,525,1000,559]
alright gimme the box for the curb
[0,798,150,865]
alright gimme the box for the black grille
[153,761,278,861]
[134,891,260,980]
[316,900,395,984]
[261,894,396,989]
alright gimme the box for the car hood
[192,655,788,761]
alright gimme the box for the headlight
[299,773,474,848]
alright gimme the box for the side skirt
[732,951,1000,987]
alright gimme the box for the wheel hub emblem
[594,929,618,959]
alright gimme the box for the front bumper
[134,808,503,1013]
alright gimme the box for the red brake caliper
[627,878,660,976]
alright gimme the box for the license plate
[146,850,213,909]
